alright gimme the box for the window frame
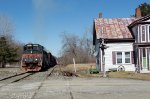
[124,52,131,64]
[115,51,131,65]
[148,25,150,42]
[116,52,122,64]
[141,25,146,42]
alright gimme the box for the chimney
[99,13,102,18]
[135,7,141,18]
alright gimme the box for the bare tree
[59,30,95,66]
[59,32,78,65]
[0,14,14,37]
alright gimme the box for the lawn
[60,63,150,80]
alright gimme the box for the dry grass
[60,63,150,80]
[61,63,95,72]
[108,72,150,80]
[59,63,100,77]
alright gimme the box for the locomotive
[21,43,57,72]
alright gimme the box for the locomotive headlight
[23,58,27,62]
[35,58,38,61]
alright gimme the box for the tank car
[21,44,56,72]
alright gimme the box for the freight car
[21,44,57,72]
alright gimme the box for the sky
[0,0,149,56]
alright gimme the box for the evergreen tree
[139,2,150,17]
[0,36,18,68]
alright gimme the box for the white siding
[104,42,135,71]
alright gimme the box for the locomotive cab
[21,44,43,71]
[21,43,56,72]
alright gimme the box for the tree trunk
[2,61,6,68]
[0,62,2,67]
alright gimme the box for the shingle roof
[94,18,137,39]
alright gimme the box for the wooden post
[102,49,106,77]
[73,58,76,73]
[101,39,106,77]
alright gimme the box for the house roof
[94,18,137,39]
[128,14,150,28]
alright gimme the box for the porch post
[135,47,140,73]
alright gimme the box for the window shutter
[112,51,116,65]
[131,51,134,64]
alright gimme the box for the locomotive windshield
[23,44,43,54]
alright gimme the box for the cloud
[32,0,57,13]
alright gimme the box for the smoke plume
[32,0,56,44]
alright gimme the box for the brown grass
[61,63,95,72]
[60,63,150,80]
[108,72,150,80]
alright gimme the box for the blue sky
[0,0,149,56]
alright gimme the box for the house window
[125,52,130,63]
[141,25,146,42]
[116,52,122,64]
[115,51,131,64]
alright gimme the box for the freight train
[21,43,57,72]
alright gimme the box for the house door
[142,48,148,70]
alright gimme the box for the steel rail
[0,72,28,81]
[0,72,36,89]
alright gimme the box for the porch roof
[128,14,150,27]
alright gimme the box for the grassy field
[60,63,150,80]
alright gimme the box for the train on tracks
[21,43,57,72]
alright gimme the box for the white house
[128,14,150,73]
[93,18,136,72]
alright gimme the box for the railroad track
[63,72,74,99]
[0,72,28,82]
[0,65,57,84]
[31,65,58,99]
[0,65,75,99]
[0,72,36,88]
[57,64,74,99]
[46,64,75,99]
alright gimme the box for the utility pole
[99,39,108,77]
[102,48,106,77]
[73,58,76,73]
[66,50,77,73]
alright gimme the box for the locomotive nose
[23,58,39,63]
[22,54,42,63]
